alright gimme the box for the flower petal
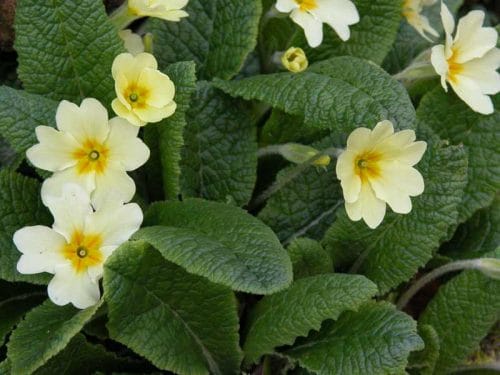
[431,44,449,91]
[85,201,143,247]
[370,120,394,145]
[316,0,359,41]
[276,0,298,13]
[14,226,67,274]
[440,2,455,37]
[290,9,324,48]
[43,183,93,242]
[134,101,177,124]
[106,117,150,170]
[92,166,136,209]
[140,69,176,108]
[112,98,145,126]
[346,182,386,229]
[460,48,500,95]
[450,74,494,115]
[26,126,79,172]
[346,127,371,152]
[48,264,100,309]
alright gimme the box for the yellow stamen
[62,231,103,273]
[72,139,109,175]
[447,47,463,84]
[124,83,150,109]
[355,150,382,184]
[295,0,317,11]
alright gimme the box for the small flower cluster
[15,26,178,307]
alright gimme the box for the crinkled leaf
[407,324,441,375]
[287,238,333,280]
[417,88,500,223]
[419,249,500,374]
[146,0,261,80]
[214,57,416,133]
[0,87,57,156]
[284,302,424,375]
[144,61,197,200]
[104,241,242,375]
[140,198,292,294]
[442,196,500,260]
[180,82,257,206]
[7,299,101,375]
[0,170,51,285]
[14,0,124,105]
[295,0,402,66]
[323,142,468,293]
[243,274,377,364]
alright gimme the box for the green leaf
[284,302,424,375]
[323,142,468,294]
[104,241,242,375]
[180,82,257,206]
[0,170,51,285]
[258,133,344,244]
[14,0,124,105]
[419,250,500,374]
[144,61,197,200]
[146,0,261,80]
[295,0,402,66]
[407,324,440,375]
[243,274,377,364]
[34,334,142,375]
[442,196,500,260]
[382,0,463,74]
[287,238,333,280]
[214,56,416,133]
[7,299,101,375]
[140,198,293,294]
[0,87,57,156]
[417,88,500,223]
[0,290,45,347]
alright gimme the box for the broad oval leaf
[284,302,424,375]
[243,274,378,364]
[104,242,242,375]
[287,238,333,280]
[417,88,500,224]
[140,198,293,294]
[146,0,261,80]
[14,0,124,105]
[214,56,416,133]
[7,299,101,375]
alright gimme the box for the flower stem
[393,49,438,85]
[251,147,342,209]
[109,3,141,30]
[396,259,483,310]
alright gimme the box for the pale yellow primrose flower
[281,47,309,73]
[336,121,427,229]
[26,98,150,210]
[119,29,145,56]
[128,0,189,22]
[403,0,439,41]
[14,184,142,309]
[431,3,500,115]
[112,53,177,126]
[275,0,359,48]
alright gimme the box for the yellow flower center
[295,0,317,11]
[62,231,103,273]
[72,139,109,175]
[355,150,382,183]
[124,83,150,109]
[447,47,463,84]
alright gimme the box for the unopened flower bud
[281,47,308,73]
[280,143,330,167]
[477,258,500,280]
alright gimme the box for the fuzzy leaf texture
[0,170,51,285]
[284,302,424,374]
[141,198,292,294]
[417,88,500,224]
[214,56,416,133]
[407,324,441,375]
[243,274,378,364]
[104,242,242,375]
[419,249,500,374]
[146,0,261,80]
[294,0,402,65]
[144,61,197,200]
[14,0,124,105]
[287,238,333,280]
[7,299,101,375]
[0,87,57,157]
[180,82,257,206]
[323,142,468,293]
